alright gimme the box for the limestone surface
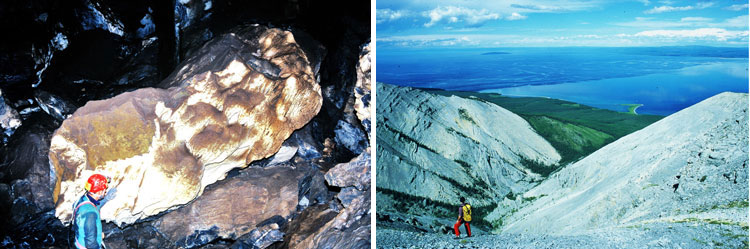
[49,25,322,225]
[376,82,560,210]
[502,92,749,235]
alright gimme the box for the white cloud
[680,17,712,22]
[644,2,714,14]
[578,34,604,39]
[616,17,689,28]
[506,12,528,20]
[725,4,749,11]
[423,6,500,27]
[377,34,482,47]
[724,15,749,28]
[377,9,408,24]
[378,30,748,47]
[645,6,692,14]
[616,15,747,29]
[510,4,566,12]
[634,28,748,41]
[379,0,599,13]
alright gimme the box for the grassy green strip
[520,157,557,177]
[458,108,477,125]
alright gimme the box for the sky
[377,0,750,47]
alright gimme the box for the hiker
[454,196,472,238]
[72,173,109,249]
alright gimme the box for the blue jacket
[72,194,103,249]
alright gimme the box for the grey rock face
[376,82,560,212]
[292,124,324,160]
[0,112,57,229]
[354,43,371,135]
[503,92,749,236]
[33,90,76,122]
[334,120,368,155]
[297,165,329,209]
[0,90,21,144]
[325,152,370,191]
[290,151,372,249]
[230,221,285,249]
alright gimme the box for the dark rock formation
[354,43,371,135]
[0,90,22,144]
[154,165,306,248]
[286,152,371,249]
[334,120,368,155]
[0,112,57,228]
[0,0,370,247]
[325,152,370,191]
[33,90,76,122]
[230,220,286,249]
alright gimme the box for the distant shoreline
[621,104,643,115]
[481,52,510,55]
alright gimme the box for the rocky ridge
[502,92,748,235]
[376,82,560,224]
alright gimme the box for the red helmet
[85,174,108,193]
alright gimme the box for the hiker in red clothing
[454,196,472,238]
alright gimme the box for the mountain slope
[376,82,560,226]
[502,92,748,235]
[427,90,664,164]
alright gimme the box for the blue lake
[378,47,748,115]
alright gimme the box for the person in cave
[454,196,472,238]
[71,173,110,249]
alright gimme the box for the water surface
[378,47,748,115]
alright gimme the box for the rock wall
[376,82,560,215]
[282,47,372,249]
[155,165,308,248]
[49,25,322,226]
[0,112,58,227]
[354,43,371,135]
[502,92,749,234]
[288,152,371,249]
[0,90,22,144]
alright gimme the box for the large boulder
[49,25,322,226]
[154,165,308,248]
